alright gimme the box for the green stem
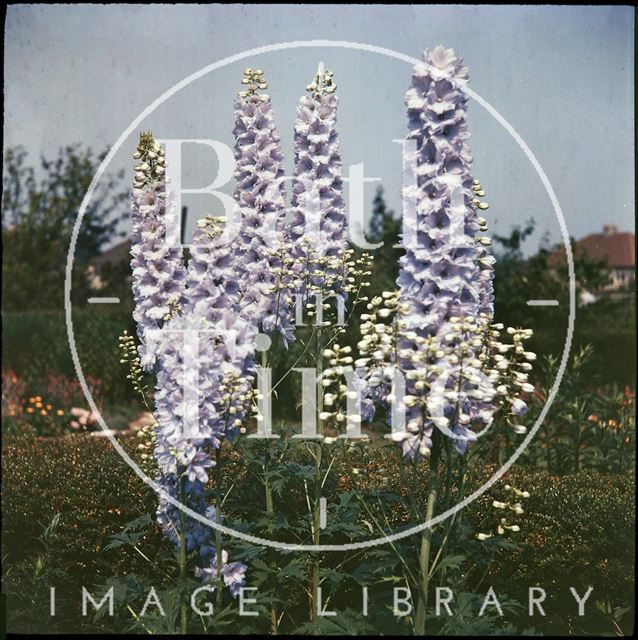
[261,342,279,636]
[215,447,223,611]
[309,443,323,622]
[414,430,442,636]
[309,327,324,622]
[178,474,188,635]
[265,471,278,635]
[432,455,466,584]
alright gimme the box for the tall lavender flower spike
[149,302,252,594]
[393,46,500,458]
[290,63,349,303]
[151,309,256,482]
[185,214,244,323]
[130,133,187,371]
[399,46,485,330]
[130,133,251,595]
[150,304,254,577]
[232,68,296,344]
[152,237,255,511]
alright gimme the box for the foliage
[367,186,402,294]
[2,432,634,635]
[1,436,161,586]
[1,514,67,634]
[2,307,139,407]
[466,466,635,636]
[2,145,129,311]
[521,345,635,473]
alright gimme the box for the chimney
[603,224,618,236]
[181,206,188,243]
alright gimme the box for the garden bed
[2,433,634,635]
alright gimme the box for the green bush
[2,307,139,405]
[465,465,635,629]
[2,435,633,635]
[527,298,636,390]
[1,436,161,580]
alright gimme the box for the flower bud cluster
[472,179,495,316]
[136,422,158,476]
[483,323,536,432]
[319,344,374,430]
[132,132,167,187]
[477,483,530,540]
[238,67,267,98]
[356,293,535,459]
[118,330,148,400]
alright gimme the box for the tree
[367,186,403,293]
[492,218,611,327]
[2,145,129,311]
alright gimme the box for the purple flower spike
[130,132,187,371]
[130,132,255,598]
[290,64,349,303]
[232,69,296,345]
[399,46,485,334]
[392,47,499,459]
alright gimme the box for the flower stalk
[415,429,442,635]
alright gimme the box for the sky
[3,4,635,254]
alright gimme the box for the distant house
[86,239,131,290]
[577,225,635,292]
[550,224,635,296]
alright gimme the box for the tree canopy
[2,145,129,311]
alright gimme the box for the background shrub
[2,307,140,406]
[2,434,633,634]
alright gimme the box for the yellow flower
[29,397,35,403]
[35,402,43,408]
[56,409,64,416]
[26,407,35,414]
[46,404,53,410]
[40,409,48,416]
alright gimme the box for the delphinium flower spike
[290,63,350,310]
[393,46,495,457]
[130,132,187,371]
[356,47,535,460]
[129,134,250,598]
[398,46,484,339]
[232,69,296,344]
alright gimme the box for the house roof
[549,225,635,269]
[93,239,131,268]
